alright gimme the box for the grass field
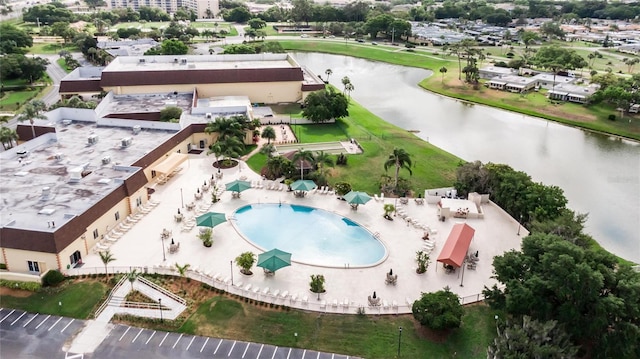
[0,89,41,111]
[56,58,73,73]
[28,42,77,54]
[0,280,109,318]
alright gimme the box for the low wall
[0,271,42,283]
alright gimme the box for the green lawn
[28,42,77,54]
[247,99,461,194]
[0,89,41,111]
[0,281,109,318]
[179,297,497,359]
[56,58,73,73]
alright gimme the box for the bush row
[0,279,42,291]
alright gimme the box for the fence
[94,275,127,319]
[67,265,487,316]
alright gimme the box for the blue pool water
[233,204,387,267]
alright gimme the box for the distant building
[488,75,538,93]
[107,0,219,19]
[479,66,517,80]
[548,83,599,104]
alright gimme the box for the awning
[152,153,188,175]
[436,223,475,268]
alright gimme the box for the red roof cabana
[436,223,475,268]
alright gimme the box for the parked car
[356,39,365,43]
[371,42,378,45]
[300,34,308,38]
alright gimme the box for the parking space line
[185,336,195,351]
[48,317,63,331]
[0,309,15,323]
[61,319,74,333]
[159,332,169,347]
[213,339,223,354]
[302,350,306,358]
[257,344,264,359]
[286,348,292,359]
[271,346,279,359]
[200,337,209,353]
[242,342,250,358]
[119,327,131,341]
[331,355,335,359]
[35,315,51,330]
[10,311,27,326]
[131,328,144,343]
[23,313,38,327]
[316,352,320,359]
[228,341,237,356]
[172,333,183,349]
[145,331,156,345]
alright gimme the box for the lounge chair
[382,300,389,309]
[302,295,308,304]
[262,287,270,295]
[272,289,280,297]
[374,194,380,201]
[380,193,384,201]
[332,299,339,308]
[291,293,298,302]
[280,290,289,299]
[234,281,243,288]
[245,284,252,291]
[392,300,398,309]
[342,298,350,308]
[320,300,327,309]
[252,286,260,294]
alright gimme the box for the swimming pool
[233,204,387,267]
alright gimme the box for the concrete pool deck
[70,153,526,315]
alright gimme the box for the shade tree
[412,288,464,331]
[302,88,349,123]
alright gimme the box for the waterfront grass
[180,296,496,359]
[0,280,108,318]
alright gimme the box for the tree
[99,250,115,281]
[160,106,183,121]
[0,127,18,150]
[412,288,463,331]
[174,263,190,291]
[0,24,33,54]
[247,18,266,30]
[439,66,447,83]
[341,76,351,93]
[520,30,539,49]
[623,57,640,74]
[292,149,315,179]
[127,268,139,290]
[291,0,313,25]
[539,21,565,40]
[224,6,251,23]
[532,46,587,92]
[260,126,276,144]
[16,100,47,140]
[344,82,354,99]
[235,251,256,275]
[160,39,189,55]
[444,39,477,81]
[222,44,256,54]
[198,228,213,247]
[485,233,640,358]
[383,148,412,189]
[324,68,332,83]
[487,316,578,359]
[302,88,349,123]
[312,150,334,169]
[265,155,295,179]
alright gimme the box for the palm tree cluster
[383,147,413,194]
[264,149,334,186]
[204,115,255,169]
[16,100,47,140]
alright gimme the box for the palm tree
[127,268,138,290]
[261,126,276,144]
[265,156,294,179]
[16,100,47,140]
[324,68,332,83]
[0,126,19,149]
[341,76,351,93]
[260,143,276,157]
[235,251,256,275]
[312,150,334,170]
[99,250,116,281]
[204,116,246,142]
[292,149,315,179]
[216,136,245,166]
[439,66,448,83]
[174,263,190,291]
[344,82,354,99]
[383,148,413,189]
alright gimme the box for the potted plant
[334,182,352,200]
[309,274,326,295]
[198,228,213,247]
[211,185,220,203]
[235,251,256,275]
[284,178,294,191]
[415,250,430,274]
[383,204,395,220]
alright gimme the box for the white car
[300,34,308,38]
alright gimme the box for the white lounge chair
[392,300,398,309]
[245,284,252,291]
[382,300,389,309]
[280,290,289,299]
[320,300,327,309]
[332,299,339,308]
[272,289,280,297]
[380,193,384,201]
[342,298,350,308]
[374,194,380,201]
[302,295,308,304]
[290,293,298,302]
[262,287,270,295]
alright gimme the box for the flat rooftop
[0,121,176,231]
[103,54,297,73]
[105,93,194,115]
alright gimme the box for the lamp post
[161,235,166,261]
[517,214,523,236]
[158,298,163,322]
[180,188,184,208]
[460,257,466,287]
[397,326,403,358]
[230,260,234,286]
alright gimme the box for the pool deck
[73,153,526,315]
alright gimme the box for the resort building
[106,0,220,19]
[488,75,538,93]
[1,54,325,281]
[60,54,326,104]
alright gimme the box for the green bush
[0,263,7,269]
[41,270,65,287]
[608,114,616,121]
[0,279,41,291]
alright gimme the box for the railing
[110,298,163,310]
[72,266,488,316]
[94,275,127,319]
[137,276,186,306]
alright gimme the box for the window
[136,197,142,207]
[93,228,99,239]
[115,211,120,221]
[27,261,40,273]
[151,170,156,179]
[69,251,82,266]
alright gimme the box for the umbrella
[225,179,251,193]
[257,248,292,273]
[290,179,317,192]
[344,191,372,205]
[196,212,227,228]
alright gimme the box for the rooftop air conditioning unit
[102,156,111,165]
[205,113,212,119]
[17,150,29,158]
[88,135,98,145]
[62,119,72,126]
[54,153,63,161]
[139,58,146,63]
[180,58,187,64]
[121,137,132,148]
[132,125,141,135]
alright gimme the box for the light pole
[230,260,234,286]
[397,326,403,358]
[460,257,466,287]
[161,235,166,261]
[517,214,523,235]
[180,188,184,208]
[158,298,163,322]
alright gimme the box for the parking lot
[0,308,359,359]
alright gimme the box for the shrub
[506,52,515,58]
[608,114,616,121]
[0,279,41,291]
[309,274,326,293]
[41,270,65,287]
[0,263,6,269]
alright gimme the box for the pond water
[293,52,640,262]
